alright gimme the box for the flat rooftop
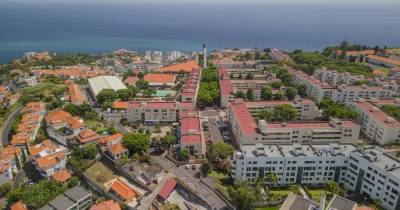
[240,143,357,159]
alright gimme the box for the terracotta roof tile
[110,179,137,201]
[160,60,200,73]
[52,170,72,183]
[144,74,175,83]
[90,200,121,210]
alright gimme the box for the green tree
[179,149,190,161]
[326,181,340,195]
[272,93,284,100]
[258,110,273,121]
[246,89,255,101]
[96,89,117,105]
[235,91,246,99]
[200,162,211,177]
[68,176,79,188]
[160,134,176,148]
[64,104,79,116]
[228,184,257,210]
[116,89,133,101]
[72,143,99,160]
[123,133,150,154]
[261,86,272,100]
[143,89,156,97]
[296,84,307,97]
[0,182,11,197]
[285,87,298,100]
[271,81,283,89]
[135,79,149,89]
[208,142,234,161]
[273,104,298,121]
[319,100,358,120]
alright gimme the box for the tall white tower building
[202,44,207,68]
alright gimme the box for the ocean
[0,1,400,63]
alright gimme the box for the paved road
[0,106,23,146]
[152,155,229,209]
[208,118,223,143]
[137,173,173,210]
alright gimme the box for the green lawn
[307,189,327,201]
[208,170,232,201]
[85,120,107,133]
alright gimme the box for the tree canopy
[198,67,219,107]
[123,133,150,154]
[96,89,117,106]
[319,99,358,120]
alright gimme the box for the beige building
[332,84,396,104]
[258,118,360,144]
[286,66,335,103]
[350,100,400,145]
[143,102,177,123]
[243,96,321,120]
[314,68,365,87]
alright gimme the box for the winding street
[0,106,22,147]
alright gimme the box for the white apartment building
[269,49,291,62]
[30,140,67,178]
[332,84,396,104]
[258,118,360,144]
[228,102,360,145]
[232,143,355,186]
[143,102,177,124]
[244,96,321,120]
[349,100,400,145]
[286,66,335,103]
[344,149,400,210]
[314,68,365,87]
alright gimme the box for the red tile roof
[181,117,200,134]
[90,200,121,210]
[100,133,123,144]
[353,101,400,127]
[112,101,129,109]
[77,129,100,144]
[144,102,176,109]
[160,60,200,73]
[182,134,201,144]
[230,103,258,135]
[158,178,177,200]
[124,76,139,86]
[144,74,175,83]
[110,179,137,201]
[368,55,400,66]
[10,201,28,210]
[69,83,85,104]
[220,79,233,96]
[108,142,128,155]
[52,170,72,183]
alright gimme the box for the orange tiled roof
[22,102,45,114]
[110,179,137,201]
[100,133,123,144]
[160,60,200,73]
[21,113,41,123]
[69,83,85,104]
[0,162,12,173]
[52,170,72,183]
[67,116,84,129]
[124,76,139,86]
[108,142,128,155]
[45,110,72,124]
[368,55,400,66]
[35,152,65,169]
[29,139,58,156]
[0,146,22,162]
[77,129,100,144]
[144,74,175,83]
[90,200,121,210]
[11,134,30,145]
[112,101,128,109]
[10,201,28,210]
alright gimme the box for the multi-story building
[228,102,261,144]
[243,96,321,120]
[30,140,67,177]
[228,102,360,145]
[143,102,177,124]
[181,69,201,106]
[349,100,400,145]
[40,186,92,210]
[232,143,355,185]
[144,73,176,87]
[180,113,205,158]
[286,66,335,103]
[314,68,365,87]
[269,48,291,62]
[332,84,396,104]
[367,55,400,68]
[344,148,400,210]
[99,133,129,160]
[68,83,85,105]
[258,118,360,144]
[333,50,375,62]
[45,110,85,146]
[219,68,234,108]
[0,146,23,184]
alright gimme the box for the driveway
[151,155,230,209]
